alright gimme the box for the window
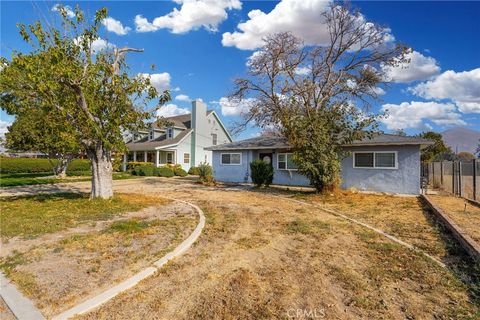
[166,152,174,164]
[353,152,397,169]
[277,153,299,170]
[149,130,154,140]
[167,127,173,139]
[183,153,190,164]
[221,153,241,165]
[212,134,217,146]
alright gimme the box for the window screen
[354,153,374,168]
[375,152,395,168]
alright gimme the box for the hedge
[126,161,153,171]
[173,167,188,177]
[188,166,200,175]
[156,166,174,178]
[0,157,91,174]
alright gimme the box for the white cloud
[0,119,11,138]
[410,68,480,114]
[74,36,115,53]
[156,103,190,117]
[222,0,393,51]
[217,97,256,117]
[382,50,440,83]
[135,0,242,34]
[102,17,131,36]
[380,101,466,130]
[52,4,75,18]
[295,66,310,75]
[138,72,171,92]
[91,38,115,53]
[175,94,190,102]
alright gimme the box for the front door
[259,153,273,166]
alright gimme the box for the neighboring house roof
[206,134,434,151]
[126,129,192,151]
[152,111,214,130]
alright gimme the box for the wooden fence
[422,159,479,201]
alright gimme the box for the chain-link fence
[422,160,479,201]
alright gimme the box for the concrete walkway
[0,272,45,320]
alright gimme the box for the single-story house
[206,134,433,194]
[124,100,232,171]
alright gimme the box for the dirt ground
[55,178,478,320]
[0,196,197,318]
[1,178,479,319]
[427,194,480,244]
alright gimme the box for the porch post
[144,151,148,163]
[156,150,160,167]
[122,153,127,172]
[133,151,137,162]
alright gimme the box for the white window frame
[167,127,173,139]
[277,153,298,171]
[183,152,190,164]
[353,151,398,170]
[220,153,242,165]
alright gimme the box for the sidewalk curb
[0,272,45,320]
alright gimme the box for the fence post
[452,161,456,196]
[458,161,462,198]
[440,161,444,188]
[474,159,477,201]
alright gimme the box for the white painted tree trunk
[87,144,113,199]
[55,157,71,178]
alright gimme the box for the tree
[231,5,408,192]
[0,6,170,198]
[5,107,80,177]
[417,132,451,162]
[457,151,475,161]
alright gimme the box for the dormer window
[149,130,154,140]
[167,127,174,139]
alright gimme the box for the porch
[122,150,176,170]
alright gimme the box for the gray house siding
[341,145,421,194]
[212,145,422,194]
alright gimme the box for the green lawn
[0,192,162,239]
[0,172,138,188]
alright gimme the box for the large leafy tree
[4,108,80,177]
[0,6,170,198]
[232,5,408,192]
[417,131,452,162]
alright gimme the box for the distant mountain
[442,127,480,154]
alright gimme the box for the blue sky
[1,0,479,140]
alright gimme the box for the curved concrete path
[51,198,205,320]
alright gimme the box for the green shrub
[0,157,90,174]
[174,167,188,177]
[198,162,214,183]
[156,166,174,178]
[133,165,155,176]
[250,160,274,187]
[188,166,200,175]
[112,157,122,172]
[126,161,152,170]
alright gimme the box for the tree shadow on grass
[2,192,88,203]
[417,197,480,306]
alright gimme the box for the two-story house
[123,100,232,171]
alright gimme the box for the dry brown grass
[0,297,15,320]
[427,194,480,244]
[72,185,479,320]
[0,200,197,318]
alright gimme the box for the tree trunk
[55,156,72,179]
[86,143,113,199]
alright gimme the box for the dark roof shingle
[206,133,433,151]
